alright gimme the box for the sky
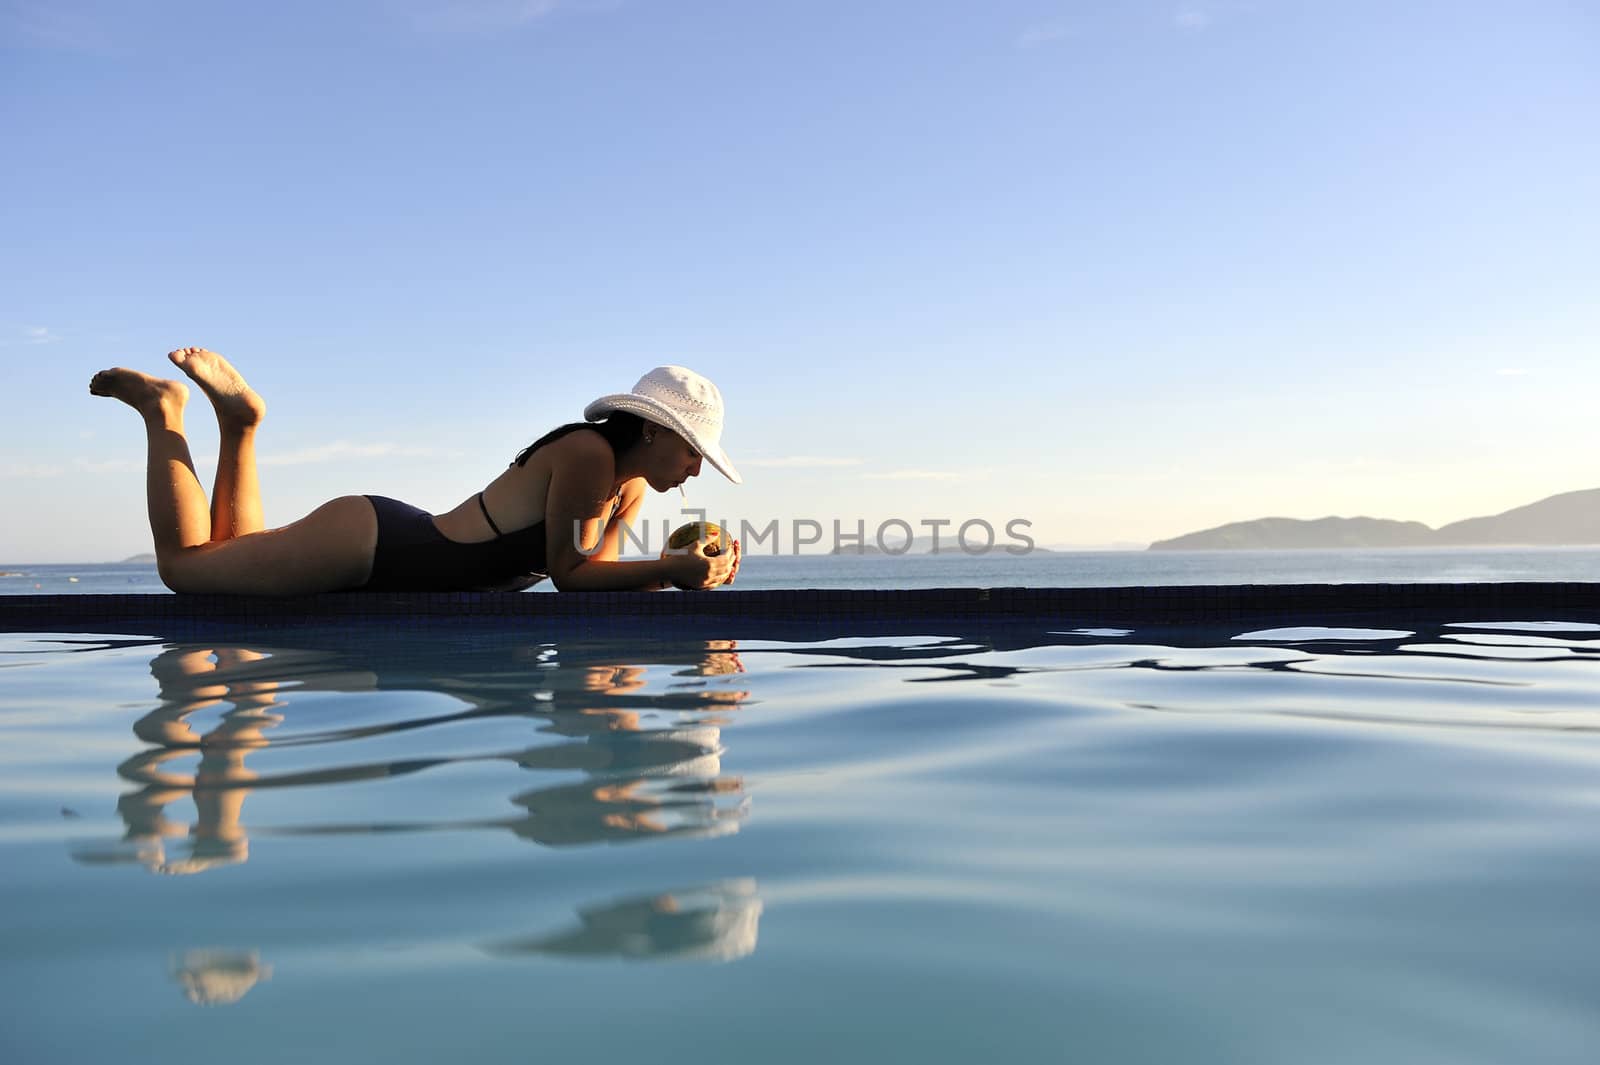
[2,0,1597,562]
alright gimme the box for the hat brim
[584,394,742,484]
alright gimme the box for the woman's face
[644,426,703,492]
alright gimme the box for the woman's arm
[542,436,729,591]
[587,480,647,564]
[555,554,689,592]
[565,481,671,591]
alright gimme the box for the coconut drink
[666,520,727,557]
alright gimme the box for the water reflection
[66,616,1600,873]
[486,880,762,963]
[770,618,1600,678]
[72,635,753,875]
[14,610,1600,1041]
[54,616,1600,977]
[169,949,273,1006]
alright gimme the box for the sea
[5,544,1600,593]
[3,546,1598,1063]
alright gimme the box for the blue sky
[3,0,1597,561]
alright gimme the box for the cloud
[1016,22,1072,49]
[1,2,114,52]
[60,443,459,477]
[740,456,864,469]
[410,0,562,32]
[259,441,463,466]
[0,461,66,479]
[1174,8,1212,31]
[26,326,60,345]
[862,470,964,481]
[73,458,143,475]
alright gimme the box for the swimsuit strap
[477,492,505,538]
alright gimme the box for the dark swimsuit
[356,493,549,592]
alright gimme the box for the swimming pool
[2,594,1598,1063]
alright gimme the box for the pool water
[2,618,1598,1063]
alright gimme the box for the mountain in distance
[1151,516,1434,551]
[119,553,157,563]
[832,536,1054,556]
[1150,488,1600,551]
[1432,488,1600,545]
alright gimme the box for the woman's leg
[167,347,267,541]
[162,497,379,594]
[92,366,378,594]
[89,367,212,554]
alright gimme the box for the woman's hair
[513,412,647,468]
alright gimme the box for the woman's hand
[698,639,744,674]
[664,538,739,590]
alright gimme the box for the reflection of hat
[170,949,272,1005]
[584,366,741,484]
[486,880,762,962]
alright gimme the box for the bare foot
[89,367,189,423]
[167,347,266,429]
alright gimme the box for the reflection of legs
[123,647,282,874]
[114,751,198,871]
[136,647,225,745]
[168,348,268,540]
[195,649,280,860]
[192,746,256,865]
[140,646,283,747]
[178,685,279,872]
[207,648,282,729]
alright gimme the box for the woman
[89,349,741,594]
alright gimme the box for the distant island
[833,537,1055,556]
[1150,488,1600,550]
[119,553,157,564]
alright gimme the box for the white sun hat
[584,366,741,484]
